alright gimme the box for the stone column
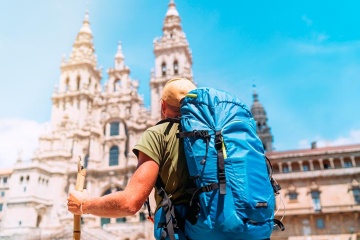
[329,158,335,169]
[278,162,283,173]
[298,161,304,171]
[309,159,314,171]
[340,157,345,167]
[319,159,324,170]
[351,156,356,167]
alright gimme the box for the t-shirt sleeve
[132,129,164,165]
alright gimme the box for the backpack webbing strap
[144,198,154,223]
[156,118,180,136]
[273,219,285,231]
[187,183,219,205]
[155,177,178,240]
[177,130,210,138]
[265,156,282,194]
[177,130,211,164]
[215,131,226,195]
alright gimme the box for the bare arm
[68,151,159,218]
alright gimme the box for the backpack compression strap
[264,156,285,231]
[155,177,178,240]
[144,177,179,240]
[177,130,211,165]
[215,131,226,195]
[265,156,281,194]
[178,130,226,195]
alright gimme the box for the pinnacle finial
[115,41,124,59]
[166,0,179,16]
[252,81,258,102]
[84,10,90,23]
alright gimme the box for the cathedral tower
[150,0,194,119]
[52,11,102,131]
[0,11,153,238]
[251,86,274,152]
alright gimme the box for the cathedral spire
[53,10,102,130]
[150,0,194,120]
[253,83,259,102]
[163,0,181,32]
[67,10,97,67]
[251,84,274,152]
[114,41,126,70]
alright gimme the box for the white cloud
[315,33,329,43]
[293,40,360,55]
[298,130,360,149]
[301,15,313,26]
[0,119,46,169]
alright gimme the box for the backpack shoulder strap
[145,176,178,240]
[156,117,180,136]
[145,118,182,240]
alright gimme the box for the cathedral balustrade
[36,150,71,159]
[271,153,360,175]
[273,166,360,180]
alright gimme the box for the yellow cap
[161,78,196,107]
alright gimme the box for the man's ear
[161,100,166,119]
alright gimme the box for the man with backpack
[68,78,197,239]
[68,77,284,239]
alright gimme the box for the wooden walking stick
[73,156,86,240]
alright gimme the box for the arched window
[109,146,119,166]
[161,62,167,76]
[76,76,81,90]
[101,217,110,227]
[316,218,325,229]
[352,188,360,204]
[110,122,120,136]
[84,155,89,168]
[311,191,321,211]
[173,60,179,75]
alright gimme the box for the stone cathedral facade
[0,1,199,239]
[1,1,359,240]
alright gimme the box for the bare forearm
[83,191,141,218]
[68,153,158,218]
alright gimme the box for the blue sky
[1,0,360,168]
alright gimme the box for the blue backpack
[150,87,284,240]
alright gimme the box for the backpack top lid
[180,87,254,130]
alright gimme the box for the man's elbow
[124,201,142,216]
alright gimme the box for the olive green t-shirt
[132,122,191,209]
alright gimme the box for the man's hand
[68,189,88,215]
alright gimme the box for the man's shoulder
[147,123,167,132]
[149,121,179,132]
